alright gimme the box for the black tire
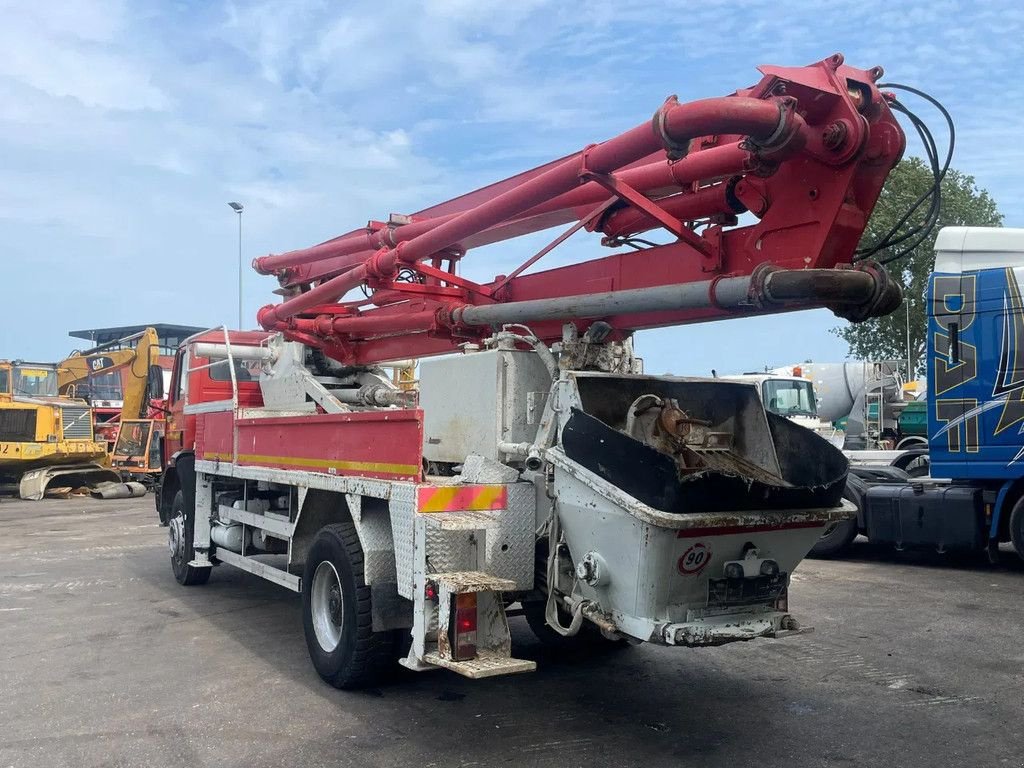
[301,523,395,689]
[1010,496,1024,561]
[809,477,862,558]
[155,481,167,526]
[895,436,927,451]
[169,490,211,586]
[893,449,930,479]
[905,463,930,479]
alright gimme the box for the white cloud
[0,0,1021,372]
[0,1,169,111]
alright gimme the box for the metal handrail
[222,327,240,463]
[184,325,241,463]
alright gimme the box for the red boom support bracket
[579,170,713,256]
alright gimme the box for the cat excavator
[58,327,161,447]
[79,327,167,483]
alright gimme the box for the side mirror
[148,364,165,399]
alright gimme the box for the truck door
[928,270,979,478]
[163,346,190,463]
[974,266,1024,475]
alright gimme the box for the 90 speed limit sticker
[678,542,712,575]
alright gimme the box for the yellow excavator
[58,327,159,440]
[58,346,139,395]
[0,360,119,499]
[1,328,164,499]
[105,328,165,483]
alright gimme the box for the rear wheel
[810,476,863,558]
[301,523,396,689]
[168,491,211,586]
[893,449,930,478]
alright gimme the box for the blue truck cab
[856,227,1024,560]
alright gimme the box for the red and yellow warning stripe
[417,484,507,513]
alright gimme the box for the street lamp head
[228,201,244,213]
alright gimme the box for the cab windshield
[13,366,58,397]
[115,420,152,458]
[78,370,124,401]
[762,379,817,418]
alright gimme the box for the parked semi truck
[156,56,920,686]
[812,227,1024,561]
[769,361,923,450]
[734,362,924,449]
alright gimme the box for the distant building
[69,324,205,358]
[66,324,207,409]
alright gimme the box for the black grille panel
[0,410,37,442]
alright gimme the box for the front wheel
[168,491,211,586]
[809,518,858,558]
[301,523,396,689]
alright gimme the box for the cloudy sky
[1,0,1021,374]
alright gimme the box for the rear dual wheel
[301,523,401,689]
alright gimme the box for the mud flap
[19,464,122,500]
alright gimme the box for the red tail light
[449,592,478,660]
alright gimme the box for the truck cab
[817,228,1024,561]
[928,228,1024,478]
[723,373,822,432]
[157,330,269,523]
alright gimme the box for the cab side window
[0,368,9,394]
[170,348,189,404]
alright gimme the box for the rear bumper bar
[656,611,812,647]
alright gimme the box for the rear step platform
[409,570,536,679]
[422,649,536,679]
[431,570,516,593]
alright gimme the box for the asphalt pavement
[1,497,1022,768]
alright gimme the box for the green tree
[833,157,1002,375]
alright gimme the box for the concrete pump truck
[157,55,923,687]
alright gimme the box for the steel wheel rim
[168,514,184,564]
[311,560,344,652]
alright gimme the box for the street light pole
[905,297,912,380]
[228,202,244,328]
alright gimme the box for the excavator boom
[120,327,160,421]
[58,326,161,417]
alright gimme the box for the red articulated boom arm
[254,53,907,365]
